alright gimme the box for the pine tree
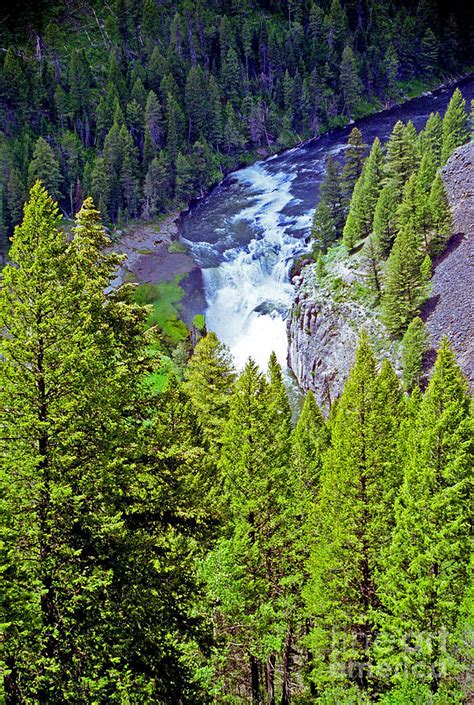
[385,120,418,198]
[185,66,209,143]
[377,339,472,693]
[221,48,241,107]
[184,332,236,451]
[383,44,400,100]
[419,29,438,76]
[441,89,469,165]
[419,112,443,166]
[381,224,430,335]
[311,199,336,253]
[204,358,292,704]
[143,151,171,218]
[339,45,362,118]
[28,137,62,200]
[341,127,366,204]
[143,90,164,168]
[372,182,399,258]
[0,185,145,700]
[319,155,345,236]
[305,334,402,694]
[175,152,195,203]
[401,316,430,391]
[343,138,384,249]
[291,391,328,521]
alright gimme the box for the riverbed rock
[287,142,473,408]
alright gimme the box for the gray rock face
[422,142,474,391]
[287,289,388,411]
[287,142,474,407]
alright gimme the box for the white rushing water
[197,161,312,370]
[179,76,474,374]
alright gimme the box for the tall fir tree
[305,335,403,695]
[441,88,469,165]
[377,339,472,695]
[343,137,384,249]
[27,137,62,200]
[381,224,431,335]
[341,127,366,205]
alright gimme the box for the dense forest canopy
[0,0,473,703]
[0,0,472,241]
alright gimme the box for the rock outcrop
[287,142,473,407]
[422,142,474,390]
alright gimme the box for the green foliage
[135,278,188,342]
[401,316,430,391]
[381,224,430,335]
[441,88,470,164]
[0,0,467,237]
[376,339,472,692]
[343,138,384,249]
[305,334,403,692]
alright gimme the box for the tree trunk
[250,655,261,705]
[281,630,292,704]
[266,653,276,705]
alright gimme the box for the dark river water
[179,76,474,370]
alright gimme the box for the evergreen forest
[0,1,473,704]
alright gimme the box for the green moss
[135,278,187,343]
[192,314,206,330]
[168,240,188,254]
[137,248,153,255]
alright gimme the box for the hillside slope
[422,142,474,389]
[287,142,473,407]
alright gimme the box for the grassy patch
[144,355,177,394]
[168,240,188,254]
[193,313,206,330]
[135,278,188,343]
[137,248,153,255]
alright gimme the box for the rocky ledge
[287,142,473,408]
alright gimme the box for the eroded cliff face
[287,142,473,408]
[422,142,473,389]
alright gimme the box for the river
[179,76,474,371]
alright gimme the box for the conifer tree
[0,185,145,700]
[28,137,62,200]
[319,155,345,237]
[184,332,236,451]
[372,182,399,257]
[419,112,443,165]
[377,339,472,693]
[343,138,384,249]
[204,358,292,704]
[339,46,362,118]
[401,316,430,391]
[311,199,336,253]
[381,224,430,335]
[175,152,195,203]
[291,391,328,523]
[342,127,366,204]
[441,89,469,165]
[143,151,171,217]
[305,335,402,694]
[143,90,164,168]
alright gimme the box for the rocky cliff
[422,142,473,389]
[287,142,473,408]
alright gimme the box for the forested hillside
[0,0,472,243]
[0,180,472,703]
[1,1,473,704]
